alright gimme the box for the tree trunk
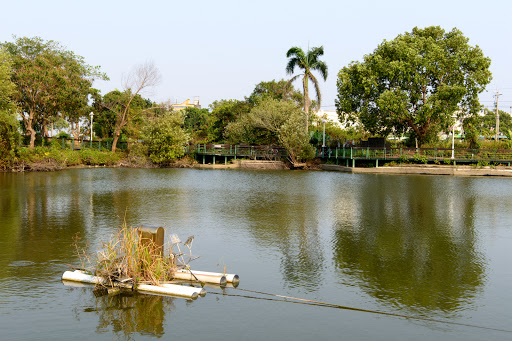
[112,131,120,153]
[22,110,37,150]
[111,97,133,153]
[28,126,36,150]
[303,76,310,134]
[42,121,50,138]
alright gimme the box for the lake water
[0,168,511,340]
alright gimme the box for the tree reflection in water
[332,175,485,315]
[79,290,178,340]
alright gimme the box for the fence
[319,147,512,165]
[23,137,129,151]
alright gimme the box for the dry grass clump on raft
[74,225,191,288]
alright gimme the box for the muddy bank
[321,163,512,177]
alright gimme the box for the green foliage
[279,112,315,163]
[443,158,453,165]
[286,46,328,116]
[15,145,122,168]
[399,154,410,164]
[471,108,512,140]
[462,115,481,149]
[182,107,213,143]
[336,26,492,146]
[2,36,107,149]
[0,49,20,168]
[413,153,428,164]
[246,79,303,107]
[93,90,153,140]
[225,98,314,163]
[208,99,251,142]
[79,149,122,166]
[476,160,490,167]
[142,111,189,164]
[56,131,70,139]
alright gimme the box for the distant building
[171,96,201,111]
[314,109,341,125]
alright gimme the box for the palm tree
[286,45,328,133]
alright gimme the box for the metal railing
[318,147,512,163]
[23,137,128,151]
[191,144,288,160]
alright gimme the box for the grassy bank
[4,146,141,172]
[1,144,203,172]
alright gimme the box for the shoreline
[5,159,512,177]
[320,163,512,177]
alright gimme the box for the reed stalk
[74,224,178,287]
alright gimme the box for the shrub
[413,153,428,164]
[142,112,190,164]
[399,154,409,164]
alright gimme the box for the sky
[2,0,512,112]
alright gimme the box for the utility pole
[495,90,502,141]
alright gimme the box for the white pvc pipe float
[137,283,205,299]
[62,270,107,285]
[62,270,205,299]
[174,269,239,286]
[173,269,227,286]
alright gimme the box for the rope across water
[208,287,511,334]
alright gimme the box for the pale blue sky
[2,0,511,111]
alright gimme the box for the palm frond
[312,60,328,81]
[286,58,299,75]
[308,46,325,59]
[287,74,302,86]
[286,46,306,59]
[286,47,307,74]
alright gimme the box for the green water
[0,168,511,340]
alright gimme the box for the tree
[141,111,189,164]
[182,107,213,143]
[246,79,303,107]
[208,99,251,142]
[0,48,19,167]
[336,26,492,146]
[94,90,152,140]
[2,36,107,149]
[225,98,314,164]
[109,61,161,152]
[286,45,328,132]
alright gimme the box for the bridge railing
[320,147,512,162]
[191,144,288,159]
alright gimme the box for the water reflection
[71,287,177,340]
[226,173,326,292]
[0,172,88,278]
[332,175,485,314]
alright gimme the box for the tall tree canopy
[2,36,107,149]
[246,79,303,107]
[336,26,492,146]
[0,48,19,166]
[93,90,153,140]
[208,99,251,142]
[286,45,328,132]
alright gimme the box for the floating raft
[62,270,206,299]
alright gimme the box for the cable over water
[208,287,511,334]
